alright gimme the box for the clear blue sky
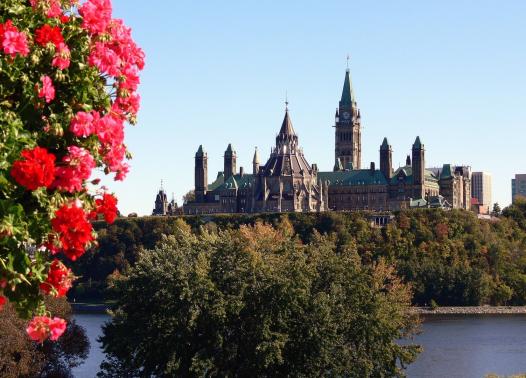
[108,0,525,216]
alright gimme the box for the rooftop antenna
[285,90,289,110]
[160,179,164,191]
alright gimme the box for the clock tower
[334,67,361,171]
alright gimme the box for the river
[72,313,526,377]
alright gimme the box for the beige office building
[472,172,492,208]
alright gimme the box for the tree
[98,222,420,377]
[0,297,89,377]
[183,190,195,204]
[0,0,143,340]
[492,203,502,217]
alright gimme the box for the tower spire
[340,65,355,107]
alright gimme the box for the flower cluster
[10,147,56,190]
[0,20,29,58]
[51,203,95,261]
[26,316,67,343]
[39,259,74,297]
[0,0,143,343]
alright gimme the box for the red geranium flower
[0,295,6,311]
[96,193,118,224]
[35,24,64,47]
[10,146,56,190]
[40,259,74,297]
[51,203,94,261]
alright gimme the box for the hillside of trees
[70,199,526,307]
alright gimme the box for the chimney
[370,162,375,173]
[239,166,244,177]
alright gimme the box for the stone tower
[412,136,425,198]
[252,147,260,175]
[380,137,393,179]
[334,67,361,170]
[224,143,236,180]
[194,145,208,202]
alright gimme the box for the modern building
[512,174,526,202]
[471,172,492,212]
[181,67,471,215]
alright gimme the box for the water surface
[73,313,526,377]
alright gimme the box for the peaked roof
[195,145,204,157]
[340,69,355,107]
[279,109,296,136]
[380,137,390,150]
[413,136,423,149]
[225,143,235,155]
[252,147,260,163]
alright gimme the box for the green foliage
[75,208,526,308]
[98,223,420,377]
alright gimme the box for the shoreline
[70,302,526,316]
[412,306,526,315]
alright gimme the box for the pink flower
[96,114,124,147]
[70,111,99,137]
[53,146,96,192]
[119,64,140,92]
[52,42,70,70]
[38,76,55,103]
[112,92,141,118]
[115,162,129,181]
[26,316,67,343]
[79,0,112,35]
[1,21,29,58]
[89,42,121,77]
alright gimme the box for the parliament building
[180,68,471,215]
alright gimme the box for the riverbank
[413,306,526,315]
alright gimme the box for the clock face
[342,112,351,120]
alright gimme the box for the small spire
[346,54,350,71]
[195,145,204,157]
[160,179,164,191]
[413,136,423,149]
[253,146,260,163]
[285,91,289,111]
[278,106,296,136]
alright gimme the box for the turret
[252,147,260,175]
[380,137,393,179]
[194,145,208,202]
[224,143,237,180]
[412,136,425,196]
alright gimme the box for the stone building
[184,105,328,215]
[152,183,179,216]
[182,67,471,215]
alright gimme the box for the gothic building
[182,67,471,215]
[152,184,179,216]
[184,105,328,215]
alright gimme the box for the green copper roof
[380,137,389,150]
[210,173,254,191]
[440,164,452,179]
[208,172,224,191]
[339,69,355,107]
[391,166,439,187]
[413,136,422,149]
[318,169,388,186]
